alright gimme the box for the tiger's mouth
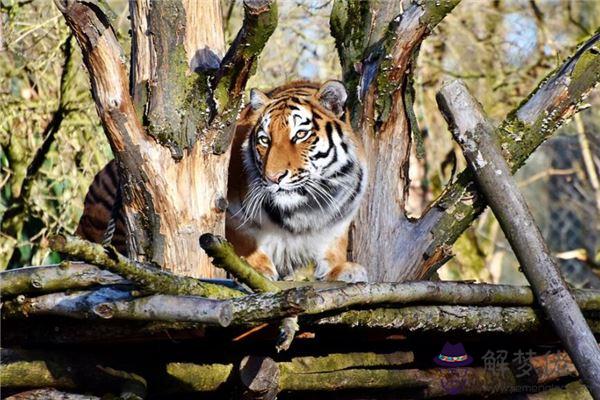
[263,175,310,193]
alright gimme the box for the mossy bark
[330,0,460,281]
[417,30,600,280]
[56,0,277,278]
[0,348,146,398]
[48,235,244,299]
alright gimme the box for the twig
[437,79,600,398]
[49,235,244,299]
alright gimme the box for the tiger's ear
[316,80,347,117]
[249,88,271,111]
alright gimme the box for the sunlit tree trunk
[56,0,277,277]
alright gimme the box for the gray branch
[437,79,600,398]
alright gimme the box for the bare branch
[48,235,244,299]
[415,31,600,279]
[0,262,127,299]
[437,79,600,397]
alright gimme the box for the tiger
[77,80,368,282]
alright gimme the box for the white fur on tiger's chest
[227,207,350,280]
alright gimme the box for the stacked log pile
[1,234,599,399]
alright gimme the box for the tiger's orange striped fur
[77,81,368,282]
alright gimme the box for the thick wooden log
[238,356,280,400]
[0,348,146,398]
[314,305,600,334]
[2,290,232,327]
[437,79,600,397]
[277,351,414,374]
[92,294,233,326]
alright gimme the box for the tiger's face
[238,81,367,233]
[243,81,362,213]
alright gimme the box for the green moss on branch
[200,233,280,293]
[49,235,243,299]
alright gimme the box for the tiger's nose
[266,170,288,184]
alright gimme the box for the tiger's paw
[326,262,368,283]
[244,252,279,281]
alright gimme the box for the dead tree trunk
[331,0,600,281]
[55,0,277,278]
[56,0,599,284]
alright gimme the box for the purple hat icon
[433,342,473,367]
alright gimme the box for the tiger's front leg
[244,250,279,281]
[316,231,368,283]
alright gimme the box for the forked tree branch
[48,235,243,299]
[54,0,146,165]
[416,31,600,280]
[331,0,461,281]
[436,79,600,397]
[211,0,278,118]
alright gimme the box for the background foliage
[1,0,599,286]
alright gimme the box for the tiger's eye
[257,136,270,147]
[295,130,310,140]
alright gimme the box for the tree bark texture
[331,0,460,281]
[0,348,146,398]
[331,0,600,281]
[48,235,244,299]
[0,262,127,298]
[55,0,277,278]
[436,79,600,398]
